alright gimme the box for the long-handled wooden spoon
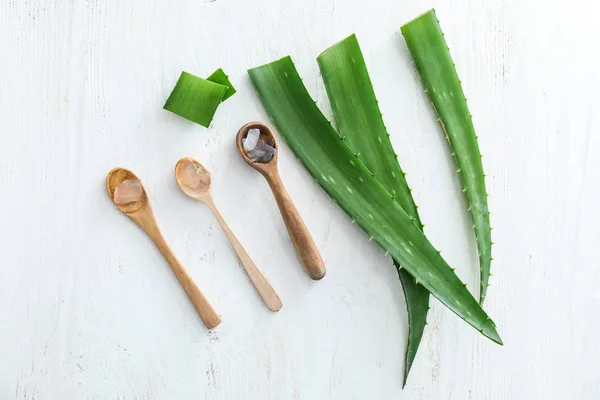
[236,122,326,281]
[174,158,283,312]
[106,167,221,328]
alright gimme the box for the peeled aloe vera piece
[248,56,502,344]
[402,10,492,305]
[317,34,429,385]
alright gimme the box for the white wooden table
[1,0,598,398]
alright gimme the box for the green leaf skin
[317,34,429,386]
[163,71,228,127]
[248,56,502,345]
[398,271,430,384]
[207,68,237,101]
[401,10,492,305]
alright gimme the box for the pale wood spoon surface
[106,167,221,329]
[236,122,326,281]
[175,158,283,312]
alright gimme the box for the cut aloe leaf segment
[248,56,502,345]
[207,68,237,101]
[164,69,236,128]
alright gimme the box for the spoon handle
[205,197,283,312]
[139,217,222,328]
[265,171,326,280]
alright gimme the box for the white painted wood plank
[0,0,598,398]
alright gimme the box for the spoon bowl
[175,158,212,201]
[236,122,278,174]
[106,168,148,215]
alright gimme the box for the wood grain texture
[205,195,284,312]
[0,0,598,398]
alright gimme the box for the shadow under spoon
[106,167,221,329]
[175,158,283,312]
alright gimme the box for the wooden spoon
[175,158,283,312]
[106,167,221,329]
[236,122,326,280]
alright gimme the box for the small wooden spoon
[106,167,221,329]
[236,122,326,280]
[175,158,283,312]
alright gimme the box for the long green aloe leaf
[248,56,502,344]
[317,34,429,386]
[401,10,492,304]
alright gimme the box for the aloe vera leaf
[401,10,492,305]
[207,68,237,101]
[163,71,228,127]
[248,56,502,345]
[317,34,429,385]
